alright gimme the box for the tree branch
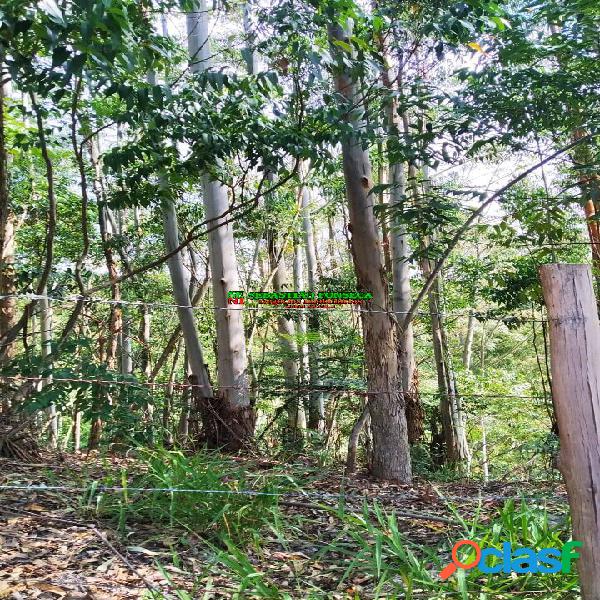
[400,133,596,332]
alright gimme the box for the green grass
[76,453,579,599]
[86,448,279,543]
[313,499,579,599]
[173,498,580,599]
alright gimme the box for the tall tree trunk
[462,310,476,371]
[268,233,303,436]
[162,201,212,394]
[186,1,253,449]
[375,29,423,443]
[40,290,57,448]
[0,66,16,414]
[293,236,309,418]
[423,259,470,468]
[148,17,209,440]
[239,10,263,407]
[88,137,120,449]
[329,21,411,482]
[345,404,370,473]
[377,146,392,273]
[390,163,422,444]
[164,202,247,448]
[300,172,325,430]
[410,162,469,469]
[387,154,422,445]
[149,276,209,381]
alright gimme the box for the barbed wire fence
[0,290,556,484]
[0,281,572,600]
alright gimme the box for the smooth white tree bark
[301,179,319,290]
[390,160,421,443]
[187,1,249,412]
[462,310,475,371]
[40,289,57,448]
[377,31,422,442]
[300,169,324,430]
[162,202,212,394]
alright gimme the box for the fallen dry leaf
[32,582,68,596]
[0,582,26,599]
[23,503,47,513]
[126,546,162,557]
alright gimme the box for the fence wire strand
[0,483,568,505]
[0,293,548,322]
[0,374,548,400]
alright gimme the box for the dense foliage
[0,0,598,595]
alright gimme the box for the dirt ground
[0,453,567,599]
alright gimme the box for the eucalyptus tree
[162,200,213,394]
[186,0,253,447]
[0,64,15,412]
[300,174,325,431]
[329,15,412,482]
[372,4,424,444]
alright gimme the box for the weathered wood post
[539,264,600,599]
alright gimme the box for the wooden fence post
[539,264,600,599]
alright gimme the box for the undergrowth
[74,452,578,598]
[150,497,578,599]
[312,499,578,599]
[84,448,279,543]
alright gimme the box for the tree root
[0,416,41,460]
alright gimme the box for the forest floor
[0,453,567,599]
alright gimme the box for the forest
[0,0,599,597]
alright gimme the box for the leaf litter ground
[0,453,568,599]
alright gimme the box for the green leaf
[370,183,392,195]
[332,39,353,53]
